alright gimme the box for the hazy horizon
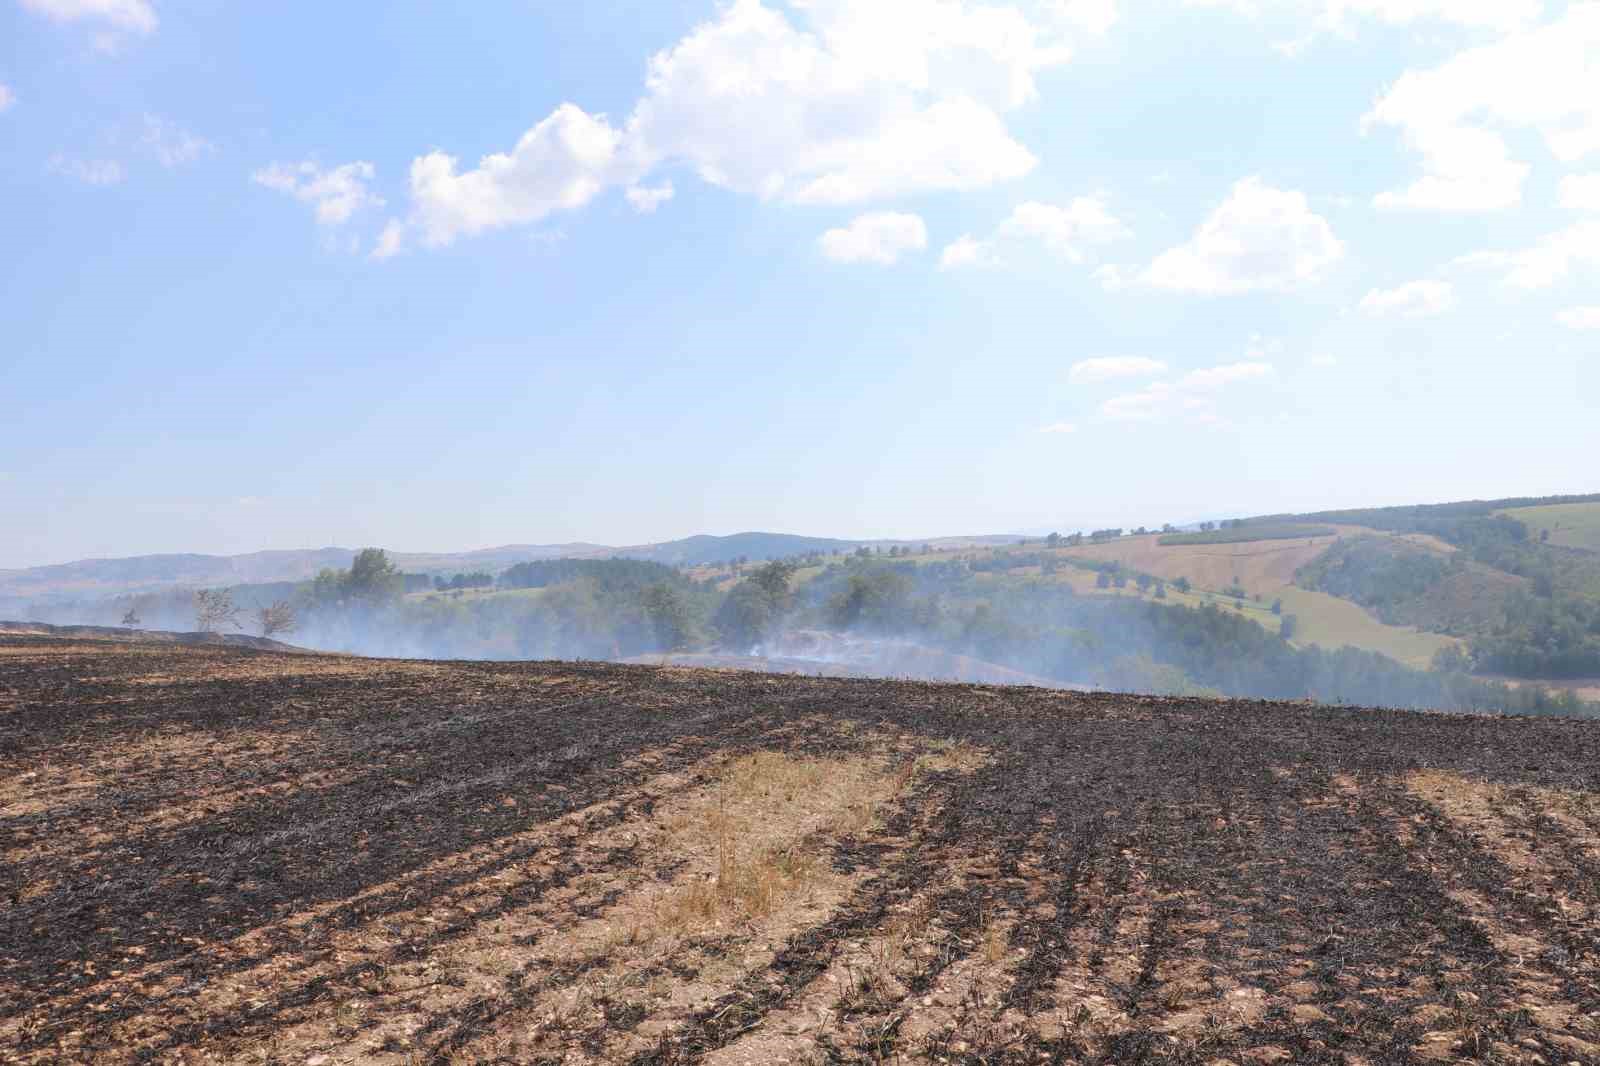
[9,480,1600,573]
[4,1,1596,570]
[9,482,1600,572]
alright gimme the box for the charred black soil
[4,634,1600,1064]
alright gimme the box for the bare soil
[5,634,1600,1065]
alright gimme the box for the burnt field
[5,636,1600,1065]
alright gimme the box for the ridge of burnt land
[5,635,1600,1064]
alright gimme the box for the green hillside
[1499,502,1600,552]
[1260,494,1600,680]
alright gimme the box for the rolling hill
[610,532,866,566]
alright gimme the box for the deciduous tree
[195,589,240,633]
[256,600,297,639]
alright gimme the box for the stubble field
[5,634,1600,1065]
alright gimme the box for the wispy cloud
[941,197,1129,271]
[371,219,406,261]
[1454,221,1600,290]
[142,115,211,168]
[940,235,1001,271]
[20,0,157,34]
[1068,356,1167,383]
[625,182,675,214]
[1359,279,1453,317]
[253,160,384,226]
[49,155,126,186]
[1102,361,1275,425]
[1557,307,1600,331]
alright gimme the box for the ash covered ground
[4,633,1600,1064]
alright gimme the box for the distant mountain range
[0,531,1018,604]
[615,532,878,566]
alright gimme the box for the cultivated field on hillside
[1028,567,1459,669]
[1059,533,1343,597]
[1056,532,1465,667]
[1272,586,1461,668]
[6,636,1600,1065]
[1500,502,1600,553]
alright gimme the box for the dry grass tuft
[662,750,905,927]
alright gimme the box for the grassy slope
[1274,586,1459,668]
[1499,502,1600,552]
[1047,567,1458,669]
[1049,534,1464,668]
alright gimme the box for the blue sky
[2,0,1597,568]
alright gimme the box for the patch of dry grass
[663,750,912,927]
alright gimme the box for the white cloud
[1557,307,1600,330]
[20,0,155,33]
[1068,356,1168,383]
[627,0,1045,205]
[1039,421,1079,434]
[1309,353,1339,367]
[625,182,675,214]
[1561,173,1600,213]
[0,85,14,112]
[141,115,210,168]
[391,0,1071,249]
[1369,125,1528,212]
[1102,360,1275,424]
[942,196,1129,270]
[49,155,125,185]
[940,235,1001,270]
[1145,177,1343,293]
[1359,279,1454,317]
[253,160,384,226]
[1456,220,1600,289]
[407,104,620,246]
[818,212,928,265]
[1364,5,1600,212]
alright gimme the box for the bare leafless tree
[194,589,241,633]
[255,600,297,640]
